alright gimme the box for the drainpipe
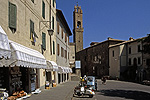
[49,0,52,55]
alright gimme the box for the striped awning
[5,40,47,69]
[0,26,11,66]
[0,26,11,59]
[58,66,72,73]
[46,60,58,71]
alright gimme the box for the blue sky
[56,0,150,48]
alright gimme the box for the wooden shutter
[62,28,63,39]
[57,44,59,56]
[42,1,45,19]
[61,47,63,57]
[65,33,66,42]
[9,2,17,29]
[57,22,59,34]
[53,41,55,54]
[42,32,46,50]
[52,16,54,30]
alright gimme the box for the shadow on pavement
[96,89,150,100]
[73,95,91,98]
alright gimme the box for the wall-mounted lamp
[48,29,54,36]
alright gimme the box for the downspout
[49,0,52,55]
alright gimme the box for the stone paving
[73,80,150,100]
[26,80,150,100]
[27,81,79,100]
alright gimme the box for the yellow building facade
[0,0,57,94]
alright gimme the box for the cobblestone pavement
[27,81,79,100]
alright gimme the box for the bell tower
[73,4,84,53]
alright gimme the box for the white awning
[6,40,47,69]
[68,68,72,73]
[0,26,11,59]
[58,66,72,73]
[46,60,58,71]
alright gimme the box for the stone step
[71,74,80,81]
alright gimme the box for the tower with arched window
[73,4,84,53]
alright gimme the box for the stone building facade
[69,42,76,73]
[0,0,72,95]
[56,9,72,84]
[109,37,150,82]
[76,38,124,78]
[0,0,55,93]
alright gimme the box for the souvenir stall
[0,40,46,99]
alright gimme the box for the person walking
[101,76,106,85]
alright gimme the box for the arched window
[77,21,81,28]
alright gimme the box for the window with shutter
[61,47,63,57]
[42,1,45,19]
[62,28,63,39]
[65,33,67,42]
[53,41,55,54]
[30,20,38,44]
[57,22,59,34]
[9,2,17,31]
[52,16,54,30]
[57,44,59,56]
[30,20,34,42]
[42,32,46,50]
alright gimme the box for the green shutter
[30,20,34,39]
[42,1,45,19]
[52,16,54,30]
[53,0,55,7]
[9,2,17,29]
[42,32,46,50]
[53,41,55,54]
[30,20,38,39]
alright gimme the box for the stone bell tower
[73,4,84,53]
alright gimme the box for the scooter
[73,84,95,98]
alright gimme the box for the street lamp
[48,29,54,36]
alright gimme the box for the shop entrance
[46,72,52,83]
[62,74,64,82]
[0,67,9,93]
[58,73,61,83]
[20,68,37,93]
